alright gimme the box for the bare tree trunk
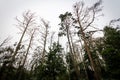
[79,39,89,80]
[66,27,81,80]
[73,1,102,79]
[50,32,55,48]
[17,29,36,80]
[42,29,47,58]
[40,19,49,63]
[77,18,100,80]
[11,11,35,65]
[12,23,28,62]
[22,29,36,67]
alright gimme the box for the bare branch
[83,9,95,31]
[0,36,12,47]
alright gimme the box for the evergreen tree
[35,42,67,80]
[102,26,120,80]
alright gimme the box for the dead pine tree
[10,11,36,65]
[17,28,37,80]
[38,19,49,63]
[22,28,37,68]
[73,0,103,80]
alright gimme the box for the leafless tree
[17,28,37,80]
[11,11,36,64]
[38,19,49,63]
[73,0,103,80]
[22,28,37,67]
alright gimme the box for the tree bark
[77,18,100,80]
[66,26,81,80]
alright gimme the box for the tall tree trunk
[22,29,35,67]
[40,19,49,63]
[17,29,36,80]
[42,28,47,58]
[11,23,28,63]
[79,39,89,80]
[77,18,100,80]
[11,11,35,65]
[66,26,81,80]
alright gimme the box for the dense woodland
[0,0,120,80]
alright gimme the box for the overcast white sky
[0,0,120,43]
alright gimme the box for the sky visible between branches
[0,0,120,42]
